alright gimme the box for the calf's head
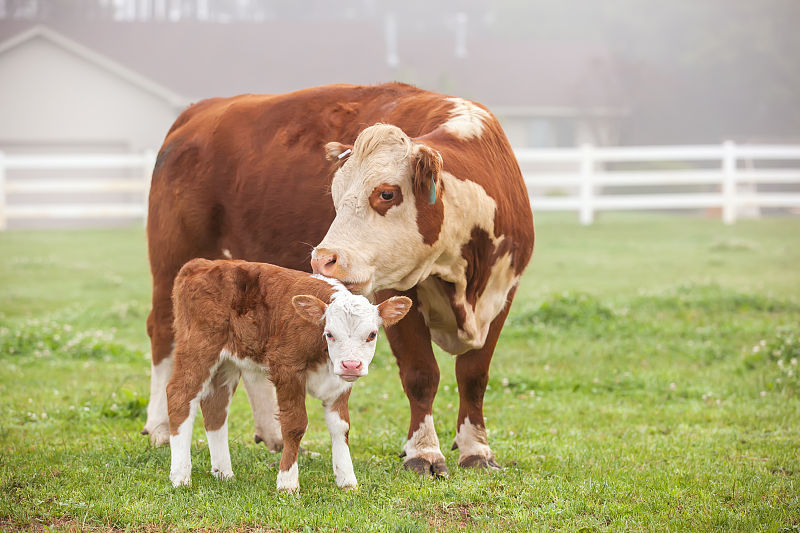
[311,123,443,294]
[292,291,412,381]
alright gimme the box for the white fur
[145,355,173,445]
[441,97,490,140]
[169,398,199,487]
[276,462,299,492]
[207,425,233,480]
[403,414,445,464]
[241,369,282,450]
[320,288,383,378]
[453,416,493,462]
[306,361,353,404]
[324,409,357,489]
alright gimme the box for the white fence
[518,142,800,225]
[1,143,800,228]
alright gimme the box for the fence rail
[518,142,800,224]
[1,143,800,228]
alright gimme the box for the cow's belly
[416,259,518,355]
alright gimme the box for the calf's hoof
[211,467,234,480]
[458,454,502,470]
[142,424,170,447]
[170,472,192,488]
[403,455,449,478]
[254,433,283,452]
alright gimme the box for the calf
[166,258,411,491]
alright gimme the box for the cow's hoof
[254,433,283,452]
[403,456,449,478]
[143,424,170,447]
[458,454,502,470]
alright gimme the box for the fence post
[0,151,6,231]
[142,149,157,226]
[722,140,737,225]
[579,143,595,225]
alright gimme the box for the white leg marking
[145,356,173,446]
[207,424,233,480]
[403,414,445,463]
[454,416,497,466]
[276,462,299,492]
[169,398,199,487]
[242,370,283,451]
[324,409,356,489]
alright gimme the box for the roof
[0,24,188,108]
[0,20,628,113]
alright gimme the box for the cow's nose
[311,248,338,277]
[341,360,362,372]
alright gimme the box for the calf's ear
[412,143,442,205]
[324,142,354,164]
[377,296,413,327]
[292,295,328,324]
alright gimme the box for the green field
[1,213,799,532]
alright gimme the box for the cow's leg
[201,362,240,480]
[380,288,448,478]
[274,376,308,492]
[452,290,515,470]
[144,281,175,446]
[324,390,357,490]
[241,370,283,452]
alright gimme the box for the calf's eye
[367,331,377,341]
[380,191,394,201]
[325,332,335,341]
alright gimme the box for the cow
[167,258,411,490]
[145,82,535,476]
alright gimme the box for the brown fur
[369,184,404,216]
[166,259,341,474]
[149,82,534,470]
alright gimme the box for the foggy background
[2,0,798,151]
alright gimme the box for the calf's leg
[379,288,448,478]
[274,376,308,492]
[201,362,240,480]
[324,390,356,489]
[452,290,515,469]
[241,370,283,451]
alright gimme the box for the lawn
[1,213,798,532]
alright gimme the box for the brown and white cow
[167,258,411,490]
[145,83,534,476]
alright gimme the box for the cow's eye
[367,331,377,342]
[325,332,335,341]
[380,191,394,201]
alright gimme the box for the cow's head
[311,124,443,294]
[292,291,412,381]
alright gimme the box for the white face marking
[441,97,490,140]
[314,124,432,293]
[322,291,382,380]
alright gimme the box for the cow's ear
[412,143,442,205]
[292,295,328,324]
[325,142,353,164]
[377,296,413,327]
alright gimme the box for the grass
[1,213,799,532]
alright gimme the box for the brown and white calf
[166,258,411,491]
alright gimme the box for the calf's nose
[311,248,339,277]
[341,360,362,372]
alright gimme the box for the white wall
[0,36,180,153]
